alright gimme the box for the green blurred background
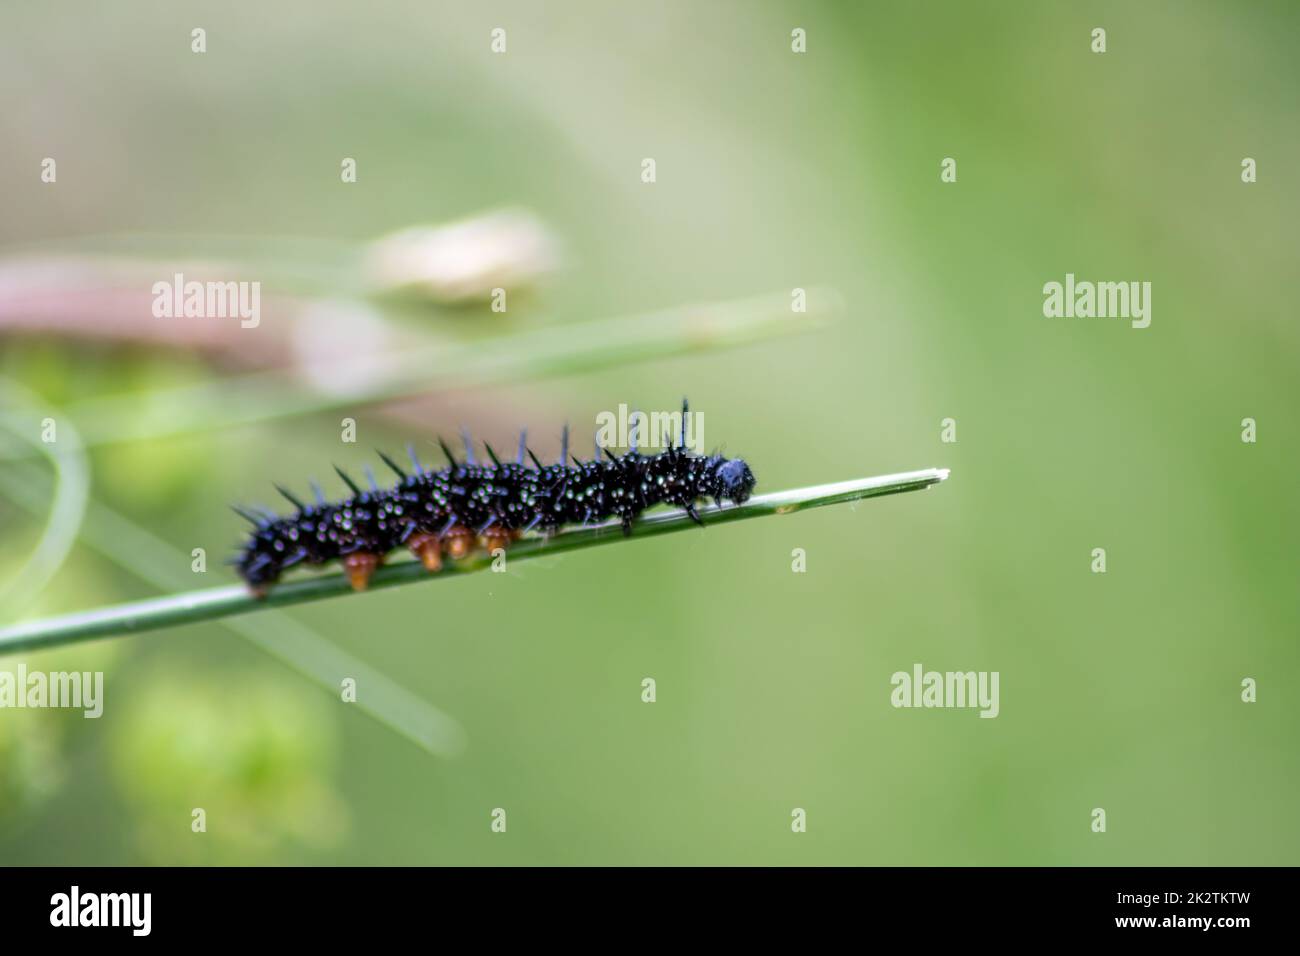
[1,0,1296,865]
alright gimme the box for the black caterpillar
[234,401,756,594]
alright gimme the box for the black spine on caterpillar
[234,411,756,592]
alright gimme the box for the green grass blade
[0,468,948,651]
[0,461,466,756]
[0,379,90,618]
[2,289,834,456]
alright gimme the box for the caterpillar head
[713,457,756,505]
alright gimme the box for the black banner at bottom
[0,866,1278,940]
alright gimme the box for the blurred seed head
[365,209,560,303]
[289,298,399,397]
